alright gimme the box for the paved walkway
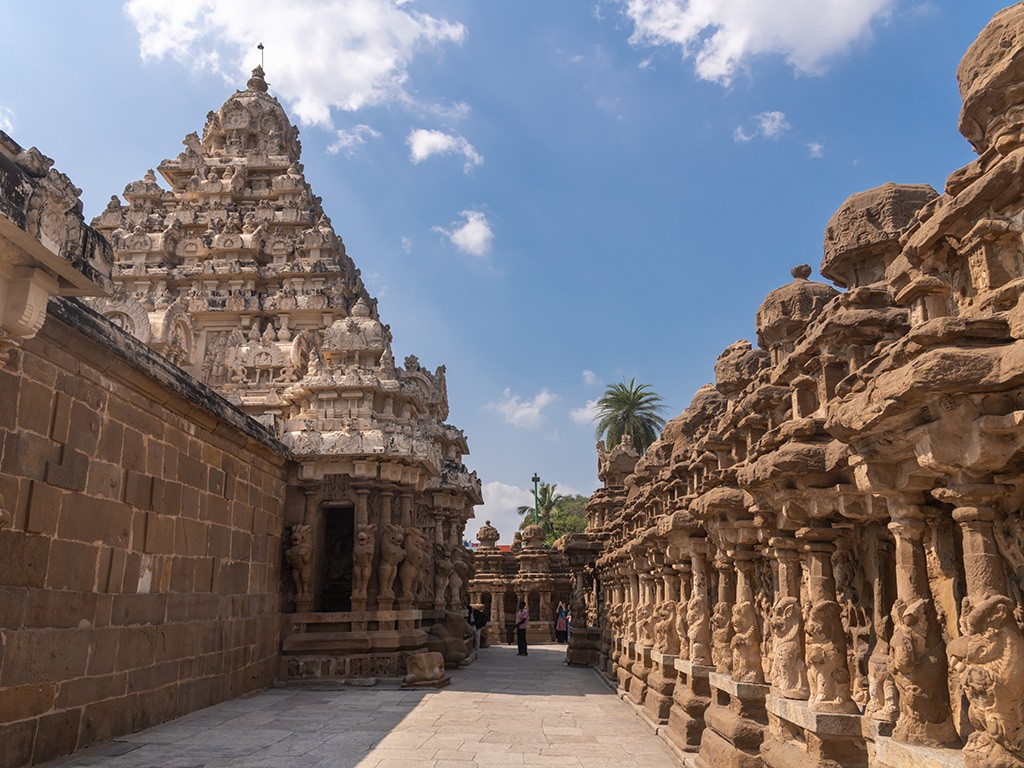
[51,644,679,768]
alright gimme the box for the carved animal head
[383,523,404,547]
[356,523,377,546]
[291,524,312,547]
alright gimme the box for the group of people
[465,600,572,657]
[513,600,571,656]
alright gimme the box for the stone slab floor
[45,644,680,768]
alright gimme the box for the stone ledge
[290,609,424,623]
[651,650,677,667]
[875,736,965,768]
[766,694,863,736]
[708,672,769,700]
[674,659,714,678]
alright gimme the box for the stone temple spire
[247,65,268,93]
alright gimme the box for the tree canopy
[517,483,589,545]
[593,377,667,454]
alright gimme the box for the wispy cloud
[624,0,895,85]
[808,141,825,158]
[401,236,413,253]
[570,399,599,426]
[328,124,380,156]
[407,128,483,172]
[0,107,13,134]
[433,210,494,257]
[124,0,465,128]
[486,387,557,429]
[734,110,790,142]
[582,369,599,385]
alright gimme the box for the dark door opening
[321,506,355,612]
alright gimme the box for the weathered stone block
[0,531,51,588]
[45,538,98,590]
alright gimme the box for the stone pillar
[944,497,1024,768]
[798,527,857,715]
[731,547,765,684]
[711,550,735,674]
[399,492,413,528]
[767,536,808,699]
[864,525,897,724]
[355,489,370,527]
[886,509,957,743]
[380,490,394,526]
[688,544,713,666]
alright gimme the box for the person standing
[516,600,529,656]
[555,602,568,643]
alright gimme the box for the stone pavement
[47,644,680,768]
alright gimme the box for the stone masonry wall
[0,299,288,767]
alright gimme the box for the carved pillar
[731,547,765,684]
[688,543,713,666]
[768,536,808,699]
[711,550,735,674]
[864,524,897,723]
[942,495,1024,768]
[399,492,413,528]
[355,489,370,528]
[798,527,857,714]
[886,508,957,743]
[380,490,394,526]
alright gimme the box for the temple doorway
[321,506,355,612]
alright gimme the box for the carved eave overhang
[0,132,113,298]
[689,485,746,523]
[903,147,1024,269]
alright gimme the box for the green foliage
[517,484,589,545]
[592,377,667,454]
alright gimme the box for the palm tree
[517,482,563,535]
[593,377,667,454]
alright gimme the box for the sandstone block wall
[0,300,288,767]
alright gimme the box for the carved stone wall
[583,6,1024,768]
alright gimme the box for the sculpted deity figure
[888,597,957,744]
[351,523,377,601]
[948,594,1024,764]
[769,597,809,698]
[638,603,655,646]
[711,601,734,674]
[434,545,454,609]
[731,600,764,684]
[377,524,406,602]
[285,524,314,607]
[654,601,681,655]
[398,527,429,601]
[687,590,712,665]
[450,556,469,608]
[805,601,853,712]
[675,595,690,660]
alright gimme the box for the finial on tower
[247,49,268,94]
[258,42,265,67]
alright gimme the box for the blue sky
[0,1,1008,541]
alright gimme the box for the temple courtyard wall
[0,298,289,766]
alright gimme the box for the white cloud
[756,111,789,138]
[808,141,825,158]
[734,110,789,142]
[401,236,413,253]
[328,124,381,156]
[0,107,13,134]
[624,0,894,85]
[124,0,465,128]
[477,481,534,544]
[433,209,494,258]
[486,387,557,429]
[570,399,600,426]
[582,369,599,385]
[407,128,483,172]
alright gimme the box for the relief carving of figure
[687,589,712,666]
[434,546,453,609]
[285,524,314,606]
[654,601,681,655]
[377,523,406,603]
[398,527,429,602]
[948,595,1024,764]
[711,601,734,674]
[770,597,809,698]
[731,600,764,684]
[805,601,853,712]
[351,523,377,601]
[675,594,690,660]
[888,597,956,744]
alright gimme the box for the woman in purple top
[516,601,529,656]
